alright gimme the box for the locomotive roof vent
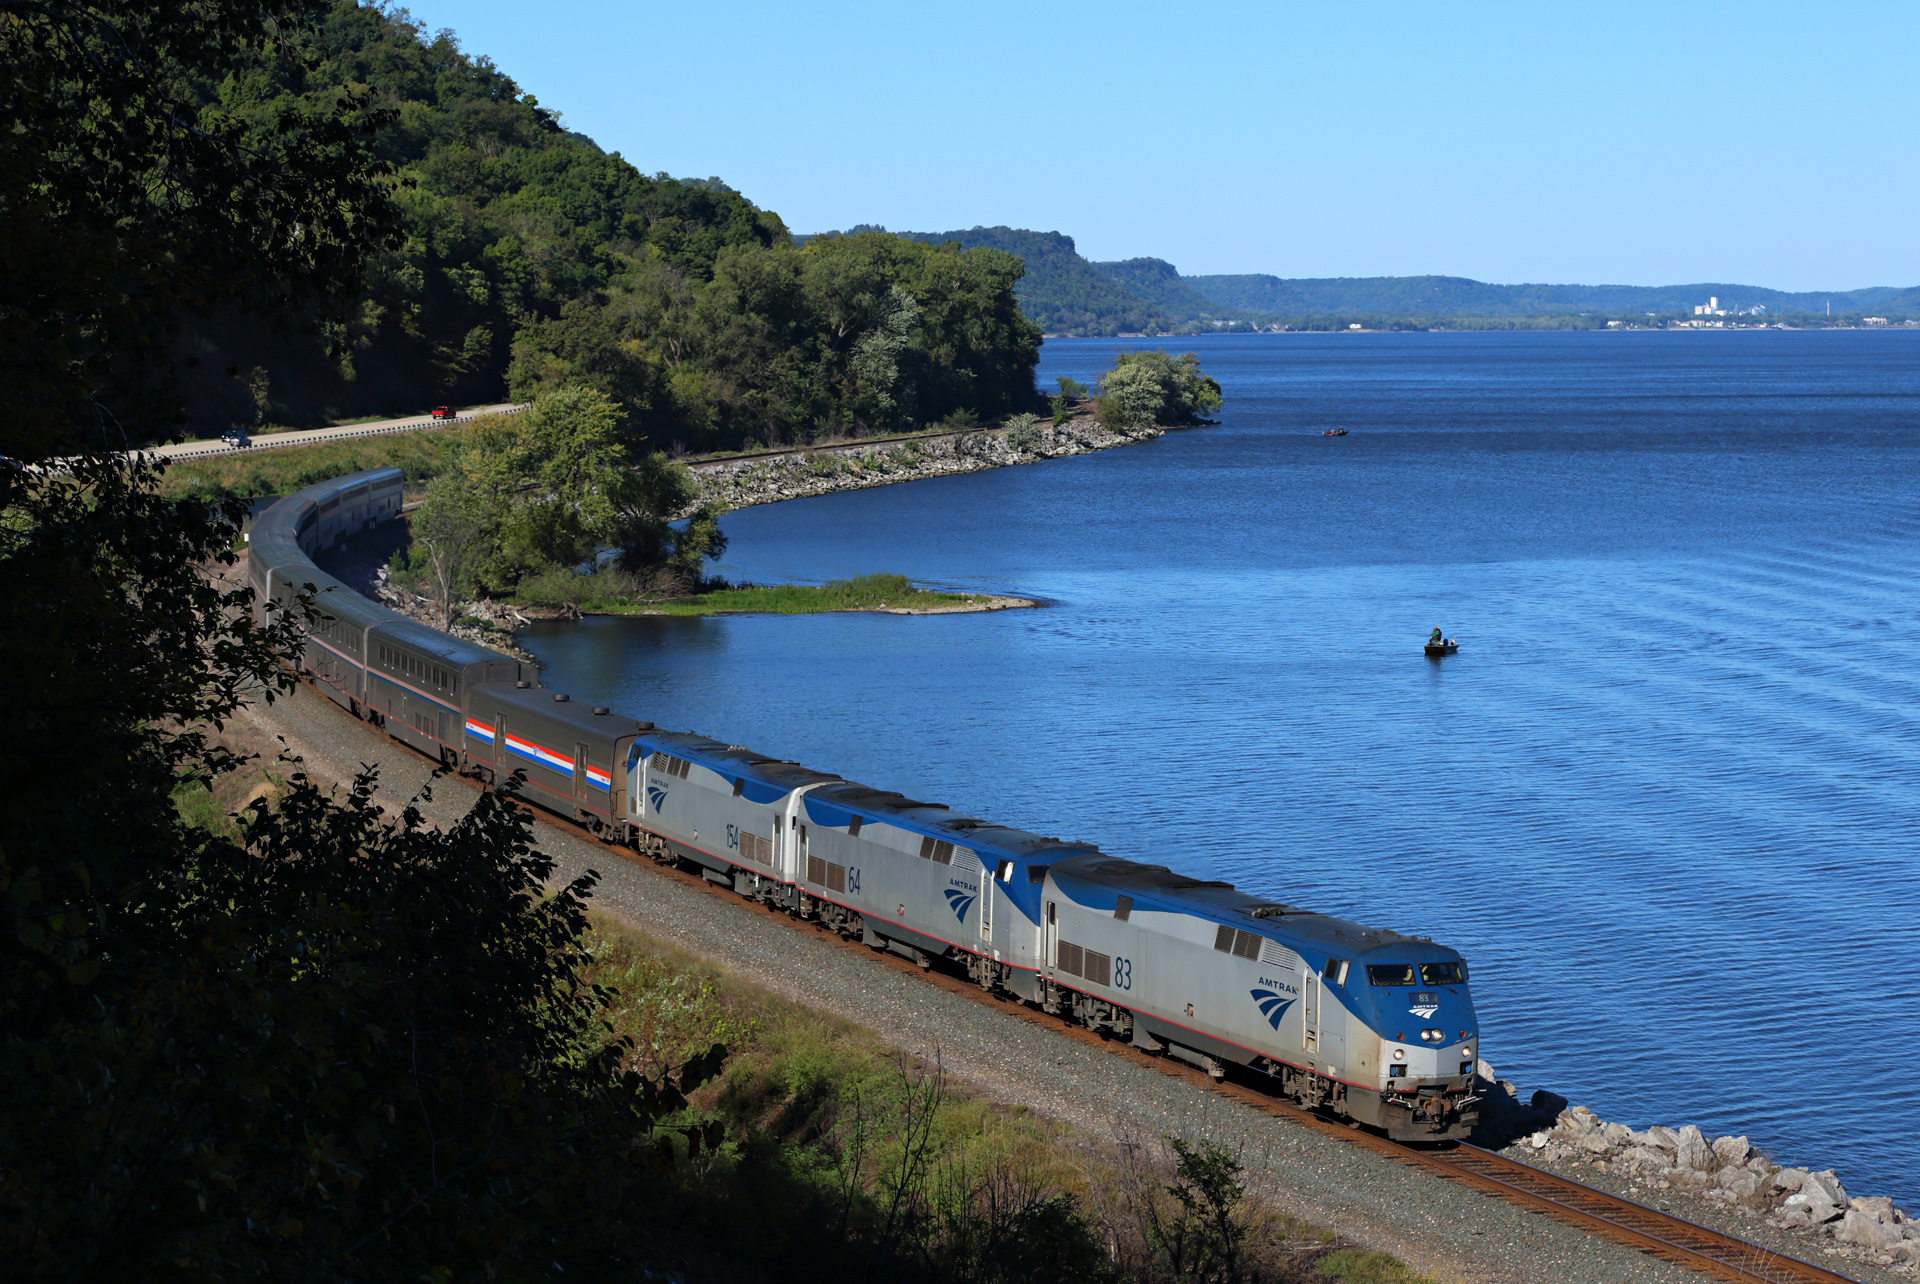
[515,680,531,688]
[592,706,610,715]
[635,721,654,730]
[553,693,570,702]
[1246,904,1308,919]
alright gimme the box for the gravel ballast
[245,682,1793,1284]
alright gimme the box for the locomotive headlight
[1392,1048,1406,1061]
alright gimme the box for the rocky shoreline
[683,413,1179,513]
[1474,1061,1915,1276]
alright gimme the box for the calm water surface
[524,332,1920,1201]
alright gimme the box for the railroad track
[1415,1145,1860,1284]
[281,680,1865,1284]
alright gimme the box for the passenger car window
[1366,964,1417,986]
[1420,961,1466,986]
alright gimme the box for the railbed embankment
[681,413,1181,514]
[237,678,1727,1284]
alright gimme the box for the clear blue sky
[395,0,1917,291]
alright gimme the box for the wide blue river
[523,331,1920,1202]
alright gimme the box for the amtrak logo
[943,888,976,922]
[1250,988,1296,1031]
[1408,1003,1438,1019]
[646,782,669,812]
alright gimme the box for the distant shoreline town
[803,225,1920,339]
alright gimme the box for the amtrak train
[249,468,1481,1141]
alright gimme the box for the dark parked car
[221,429,251,448]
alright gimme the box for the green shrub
[1003,413,1043,454]
[1317,1247,1436,1283]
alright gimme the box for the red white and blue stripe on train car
[483,728,613,793]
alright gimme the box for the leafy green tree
[0,0,401,459]
[408,473,496,626]
[452,387,725,589]
[1,8,719,1278]
[1095,349,1223,429]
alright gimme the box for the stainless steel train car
[249,469,1481,1141]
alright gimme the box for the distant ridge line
[799,224,1920,333]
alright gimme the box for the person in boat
[1429,627,1444,645]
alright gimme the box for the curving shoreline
[681,412,1182,513]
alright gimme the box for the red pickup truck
[430,405,455,420]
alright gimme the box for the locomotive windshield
[1421,961,1467,985]
[1366,963,1417,985]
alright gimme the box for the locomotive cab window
[1366,963,1418,986]
[1420,961,1466,986]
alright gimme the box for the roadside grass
[580,914,1423,1284]
[512,569,995,615]
[170,746,291,841]
[157,425,459,500]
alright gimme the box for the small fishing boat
[1424,639,1458,657]
[1322,428,1349,437]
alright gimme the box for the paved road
[242,680,1707,1284]
[147,403,525,463]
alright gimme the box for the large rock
[1646,1125,1681,1150]
[1578,1132,1614,1155]
[1716,1169,1762,1200]
[1556,1107,1598,1137]
[1602,1122,1632,1146]
[1623,1146,1672,1173]
[1530,1089,1568,1116]
[1852,1195,1896,1221]
[1837,1209,1903,1251]
[1804,1169,1850,1207]
[1712,1135,1750,1166]
[1783,1190,1842,1224]
[1475,1058,1497,1082]
[1772,1167,1809,1192]
[1666,1168,1715,1194]
[1675,1125,1714,1172]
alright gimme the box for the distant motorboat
[1322,428,1349,437]
[1425,638,1459,657]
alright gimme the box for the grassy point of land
[504,568,1033,617]
[560,572,1032,617]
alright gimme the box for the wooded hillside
[181,5,1039,448]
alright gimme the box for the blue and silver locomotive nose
[1346,954,1479,1092]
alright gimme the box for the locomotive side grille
[741,832,773,866]
[1057,941,1084,978]
[1113,895,1132,921]
[1214,924,1236,953]
[650,752,668,771]
[1259,938,1297,969]
[806,854,827,884]
[1231,929,1262,961]
[674,757,691,779]
[932,840,954,864]
[920,836,935,860]
[826,862,847,893]
[1083,950,1111,986]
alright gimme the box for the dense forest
[180,5,1039,447]
[892,227,1179,336]
[1088,257,1244,324]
